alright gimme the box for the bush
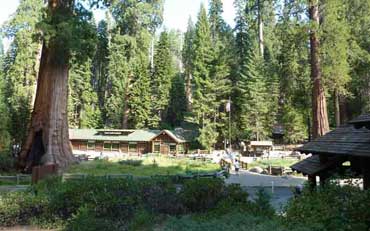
[252,188,275,217]
[163,213,285,231]
[180,178,226,212]
[45,177,141,220]
[0,177,251,229]
[118,159,143,166]
[284,183,370,231]
[0,191,47,226]
[140,179,185,215]
[63,206,119,231]
[0,152,15,173]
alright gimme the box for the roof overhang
[349,114,370,129]
[291,155,346,176]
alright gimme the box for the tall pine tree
[152,31,175,127]
[182,18,195,112]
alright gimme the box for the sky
[0,0,236,50]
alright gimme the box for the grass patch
[247,158,299,169]
[67,156,220,176]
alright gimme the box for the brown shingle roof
[349,114,370,129]
[291,155,345,175]
[296,124,370,157]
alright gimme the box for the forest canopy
[1,0,370,154]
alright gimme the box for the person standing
[234,159,240,174]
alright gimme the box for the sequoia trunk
[19,0,75,171]
[309,0,330,139]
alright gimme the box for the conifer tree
[208,0,232,142]
[182,18,195,111]
[320,0,350,126]
[130,61,153,128]
[346,0,370,113]
[152,31,175,127]
[167,74,187,127]
[192,4,220,149]
[234,0,271,140]
[106,0,163,129]
[275,1,311,142]
[1,0,43,146]
[68,58,102,129]
[0,41,10,152]
[92,20,110,125]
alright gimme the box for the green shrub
[0,177,251,229]
[224,183,249,204]
[118,159,143,166]
[284,183,370,231]
[0,191,48,226]
[63,206,119,231]
[180,178,226,212]
[140,179,185,215]
[163,212,285,231]
[0,152,15,173]
[128,209,156,231]
[45,177,141,220]
[252,188,275,217]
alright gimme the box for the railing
[0,170,228,186]
[0,174,32,185]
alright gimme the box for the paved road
[244,186,295,212]
[226,170,306,187]
[225,170,306,211]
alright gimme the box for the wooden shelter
[291,114,370,189]
[247,141,273,156]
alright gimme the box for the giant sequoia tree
[19,0,95,171]
[309,0,330,139]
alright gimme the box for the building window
[129,143,137,153]
[111,143,119,151]
[178,144,184,153]
[103,142,111,151]
[169,144,177,153]
[87,141,95,150]
[154,142,160,153]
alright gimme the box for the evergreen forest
[1,0,370,153]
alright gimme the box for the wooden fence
[0,175,32,185]
[0,170,227,185]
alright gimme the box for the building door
[160,144,169,155]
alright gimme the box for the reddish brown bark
[309,0,330,139]
[19,0,75,172]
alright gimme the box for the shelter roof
[349,114,370,129]
[291,155,345,175]
[296,124,370,157]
